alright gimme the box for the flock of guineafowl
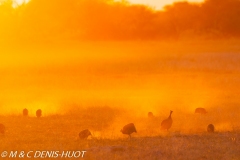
[0,107,215,139]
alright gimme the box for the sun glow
[128,0,204,10]
[14,0,29,5]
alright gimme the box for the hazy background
[1,41,240,116]
[1,0,240,132]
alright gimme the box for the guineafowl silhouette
[195,108,207,114]
[148,112,154,118]
[36,109,42,118]
[23,108,28,116]
[79,129,92,139]
[161,110,173,131]
[121,123,137,138]
[207,124,214,133]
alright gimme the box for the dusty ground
[0,107,239,160]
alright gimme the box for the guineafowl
[148,112,154,118]
[195,108,207,114]
[121,123,137,138]
[161,110,173,131]
[207,124,214,133]
[23,108,28,116]
[79,129,92,139]
[36,109,42,118]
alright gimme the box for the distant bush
[1,0,240,41]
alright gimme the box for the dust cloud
[1,40,240,133]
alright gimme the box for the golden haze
[1,40,240,132]
[0,0,240,133]
[1,1,240,159]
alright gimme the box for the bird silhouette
[23,108,28,116]
[195,108,207,114]
[79,129,92,139]
[148,112,154,118]
[36,109,42,118]
[0,123,5,134]
[121,123,137,138]
[207,124,215,133]
[161,110,173,131]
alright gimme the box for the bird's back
[195,108,207,114]
[122,123,137,135]
[161,118,172,130]
[79,129,91,139]
[148,112,154,118]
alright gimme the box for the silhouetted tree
[1,0,240,41]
